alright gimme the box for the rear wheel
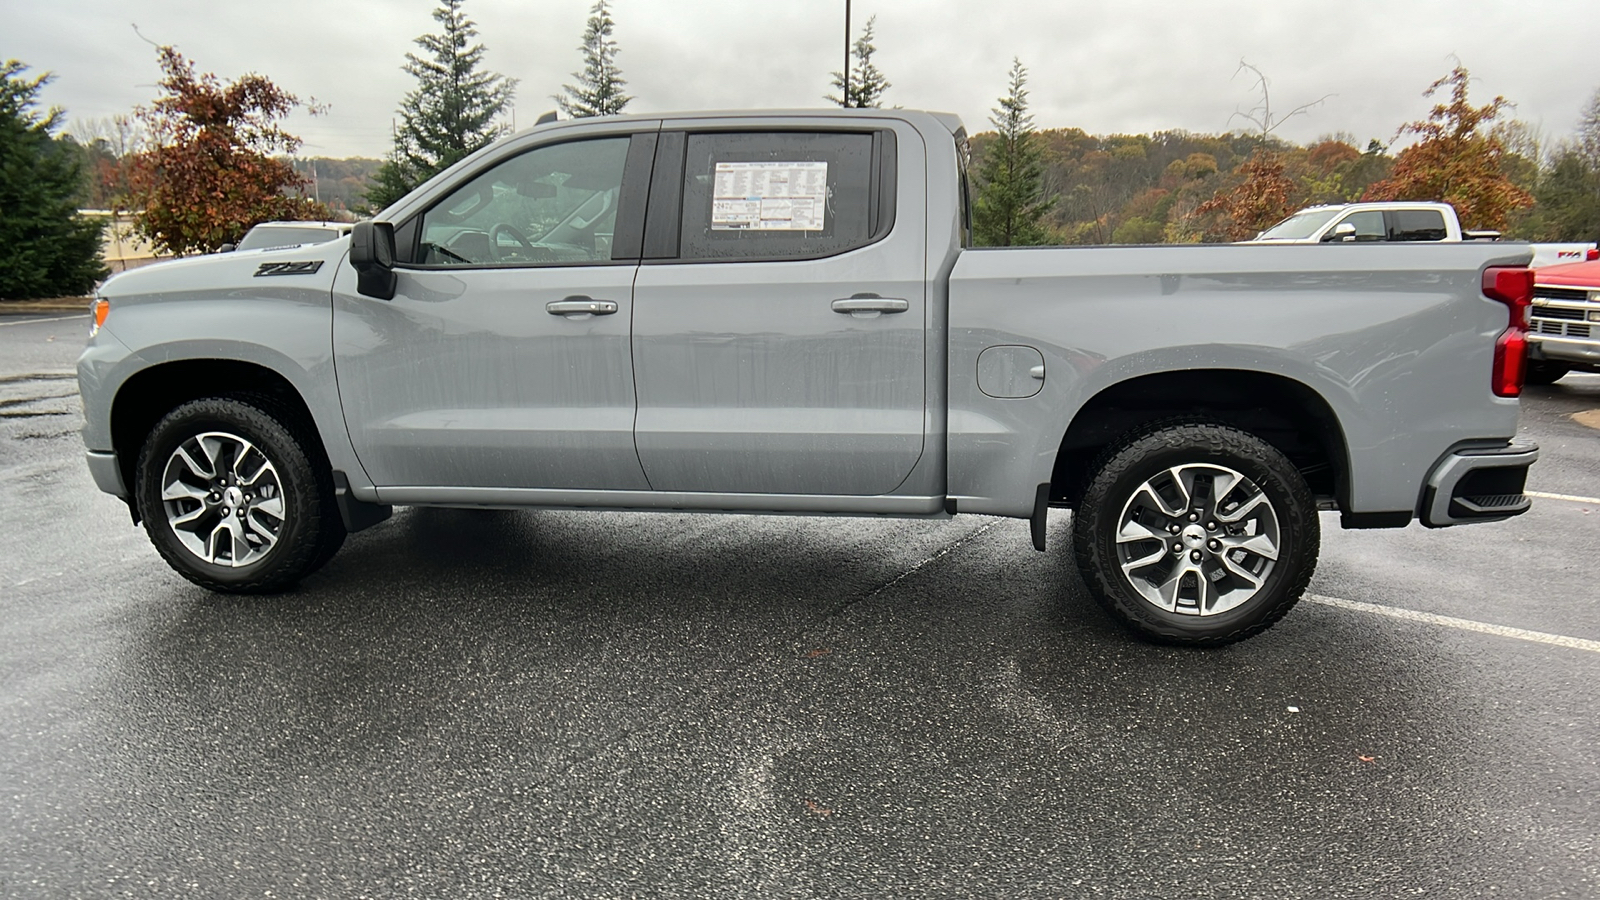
[1072,423,1319,646]
[134,398,343,592]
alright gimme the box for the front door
[333,133,652,491]
[630,124,927,496]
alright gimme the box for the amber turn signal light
[89,298,109,337]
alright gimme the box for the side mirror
[349,220,397,300]
[1322,222,1358,243]
[218,243,237,253]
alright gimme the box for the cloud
[16,0,1597,159]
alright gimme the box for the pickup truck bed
[947,242,1532,519]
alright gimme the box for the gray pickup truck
[77,108,1540,646]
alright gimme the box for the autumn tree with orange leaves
[123,46,328,256]
[1362,66,1532,231]
[1194,149,1298,241]
[1192,63,1324,241]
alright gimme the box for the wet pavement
[2,311,1597,898]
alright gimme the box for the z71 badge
[254,261,325,277]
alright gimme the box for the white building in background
[79,210,172,273]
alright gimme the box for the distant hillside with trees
[968,68,1599,245]
[971,127,1393,243]
[289,157,382,217]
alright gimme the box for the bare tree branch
[1228,60,1334,141]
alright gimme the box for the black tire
[134,397,343,593]
[1524,361,1570,386]
[1072,423,1320,647]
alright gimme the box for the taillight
[1587,248,1599,262]
[1483,266,1533,397]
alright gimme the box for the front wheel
[1072,423,1320,646]
[134,398,344,593]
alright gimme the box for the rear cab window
[1389,209,1448,241]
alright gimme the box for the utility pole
[844,0,851,106]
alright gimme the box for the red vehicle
[1528,250,1600,384]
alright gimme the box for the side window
[418,137,630,266]
[678,131,880,262]
[1391,209,1448,241]
[1333,210,1386,242]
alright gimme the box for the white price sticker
[711,161,828,231]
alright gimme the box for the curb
[0,298,93,314]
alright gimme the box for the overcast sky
[8,0,1598,160]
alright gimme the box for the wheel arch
[1048,368,1351,511]
[110,359,332,510]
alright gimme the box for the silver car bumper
[1528,334,1600,365]
[1420,442,1539,528]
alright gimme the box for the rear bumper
[1420,442,1539,528]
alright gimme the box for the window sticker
[711,161,828,231]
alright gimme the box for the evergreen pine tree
[366,0,517,210]
[0,61,107,299]
[972,59,1053,246]
[556,1,631,118]
[827,16,890,109]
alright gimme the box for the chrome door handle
[546,297,618,316]
[831,296,909,316]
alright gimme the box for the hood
[1534,258,1600,288]
[99,238,350,300]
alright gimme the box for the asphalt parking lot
[2,311,1597,898]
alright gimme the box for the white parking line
[0,314,88,328]
[1308,594,1600,654]
[1527,489,1600,506]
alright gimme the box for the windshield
[1256,209,1340,241]
[238,226,341,251]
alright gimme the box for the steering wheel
[488,223,548,262]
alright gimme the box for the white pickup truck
[1250,201,1596,269]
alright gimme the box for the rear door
[630,120,927,495]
